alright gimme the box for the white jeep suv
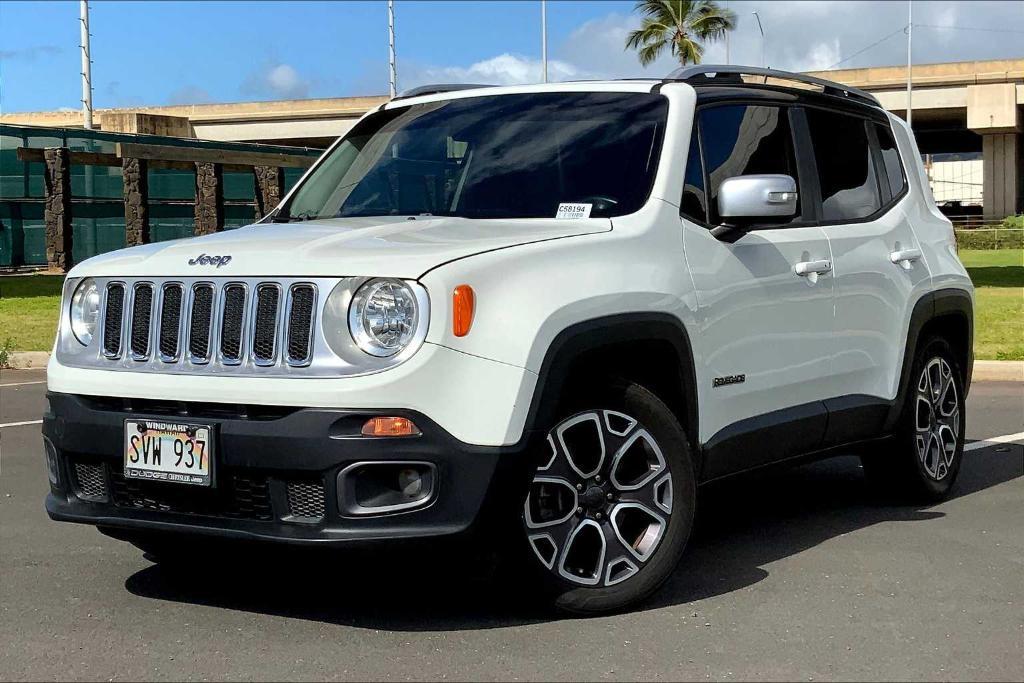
[44,66,974,614]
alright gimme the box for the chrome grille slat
[252,284,281,365]
[219,284,247,363]
[129,283,154,360]
[158,284,184,361]
[286,284,316,366]
[103,283,126,358]
[188,284,215,362]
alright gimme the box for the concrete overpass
[4,58,1021,217]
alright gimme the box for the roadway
[1,368,1021,680]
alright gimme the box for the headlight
[69,278,101,346]
[348,278,420,357]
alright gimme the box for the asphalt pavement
[1,368,1021,681]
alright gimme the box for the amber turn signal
[361,416,421,438]
[453,284,475,337]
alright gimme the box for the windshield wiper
[270,210,323,223]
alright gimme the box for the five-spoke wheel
[915,356,960,481]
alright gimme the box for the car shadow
[124,445,1023,631]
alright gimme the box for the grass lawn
[959,248,1023,361]
[0,274,64,356]
[0,249,1020,360]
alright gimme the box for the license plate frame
[123,419,214,487]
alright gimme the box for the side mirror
[711,174,798,242]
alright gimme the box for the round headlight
[70,278,101,346]
[348,279,420,357]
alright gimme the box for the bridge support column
[968,83,1021,219]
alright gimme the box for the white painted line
[0,419,43,429]
[0,381,46,388]
[965,431,1024,452]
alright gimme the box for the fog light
[361,416,420,438]
[43,438,59,486]
[337,461,436,516]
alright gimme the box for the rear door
[802,108,931,445]
[680,103,836,478]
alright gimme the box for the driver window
[698,104,801,226]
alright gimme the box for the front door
[680,103,836,478]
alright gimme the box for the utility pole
[80,0,93,129]
[906,0,913,128]
[388,0,397,98]
[541,0,548,83]
[752,10,765,68]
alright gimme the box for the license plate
[124,419,213,487]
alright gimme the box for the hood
[68,215,611,279]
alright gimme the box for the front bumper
[43,392,532,546]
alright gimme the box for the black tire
[862,336,966,502]
[519,379,696,615]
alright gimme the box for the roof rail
[393,83,493,100]
[665,65,881,107]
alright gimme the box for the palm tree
[625,0,736,67]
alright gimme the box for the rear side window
[805,109,881,221]
[699,104,801,225]
[874,122,907,201]
[680,126,707,224]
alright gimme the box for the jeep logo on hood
[188,253,232,268]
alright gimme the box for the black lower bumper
[43,393,532,546]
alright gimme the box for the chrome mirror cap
[717,174,798,220]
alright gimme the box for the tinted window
[874,122,906,201]
[680,126,707,223]
[283,92,668,221]
[806,109,881,221]
[699,105,801,225]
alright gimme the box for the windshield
[281,92,668,221]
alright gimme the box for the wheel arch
[520,313,701,469]
[887,288,974,431]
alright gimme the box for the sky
[1,0,1022,113]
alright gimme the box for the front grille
[286,285,315,365]
[72,462,109,501]
[220,284,246,362]
[129,284,154,358]
[79,395,302,421]
[95,278,323,372]
[159,284,183,360]
[189,284,215,361]
[109,469,274,521]
[253,285,280,363]
[286,481,326,520]
[103,284,125,357]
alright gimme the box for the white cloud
[402,53,587,89]
[241,62,311,100]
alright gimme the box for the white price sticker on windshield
[556,203,593,220]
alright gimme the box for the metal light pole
[541,0,548,83]
[752,10,766,68]
[906,0,913,128]
[388,0,397,98]
[725,0,730,64]
[80,0,93,129]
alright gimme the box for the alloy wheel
[523,410,673,587]
[915,357,960,481]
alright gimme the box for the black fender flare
[885,287,973,431]
[518,312,700,457]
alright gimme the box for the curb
[4,351,50,370]
[972,360,1024,383]
[2,352,1022,381]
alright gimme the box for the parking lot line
[0,381,47,387]
[0,419,43,428]
[965,431,1024,451]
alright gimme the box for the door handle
[890,248,922,270]
[794,259,832,276]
